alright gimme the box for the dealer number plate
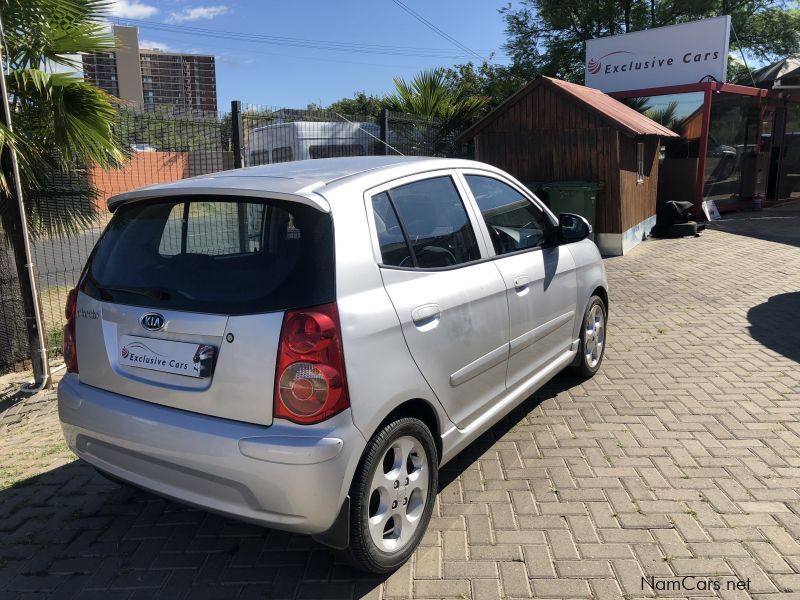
[119,335,216,378]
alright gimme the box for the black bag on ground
[650,200,706,238]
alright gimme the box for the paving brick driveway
[1,204,799,600]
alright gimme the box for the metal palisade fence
[0,102,467,373]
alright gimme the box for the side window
[309,144,366,159]
[272,146,293,163]
[464,175,553,255]
[371,192,413,267]
[371,176,481,268]
[250,148,270,166]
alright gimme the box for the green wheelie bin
[540,181,602,232]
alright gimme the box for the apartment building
[82,25,218,115]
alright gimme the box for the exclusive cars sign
[585,16,731,93]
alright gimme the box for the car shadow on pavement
[438,374,577,491]
[748,292,800,363]
[0,374,577,599]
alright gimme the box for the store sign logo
[588,51,632,75]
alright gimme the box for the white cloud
[139,39,171,51]
[166,5,228,23]
[108,0,159,18]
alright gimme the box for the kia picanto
[58,156,608,573]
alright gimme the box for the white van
[247,121,381,166]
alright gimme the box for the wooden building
[458,76,678,255]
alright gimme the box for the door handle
[514,275,530,290]
[411,303,440,326]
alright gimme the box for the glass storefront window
[623,92,705,136]
[623,92,705,207]
[778,103,800,199]
[702,93,761,209]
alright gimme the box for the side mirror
[558,213,592,243]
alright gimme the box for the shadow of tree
[748,292,800,363]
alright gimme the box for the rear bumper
[57,374,366,535]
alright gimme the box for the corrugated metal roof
[459,76,679,141]
[545,77,678,137]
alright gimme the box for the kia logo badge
[140,312,165,331]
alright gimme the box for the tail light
[274,302,350,424]
[63,288,78,373]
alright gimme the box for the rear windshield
[82,197,334,315]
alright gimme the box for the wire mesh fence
[0,101,468,374]
[240,104,459,164]
[0,235,30,372]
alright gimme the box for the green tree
[328,92,384,119]
[500,0,800,84]
[442,60,530,110]
[1,0,123,238]
[383,68,489,135]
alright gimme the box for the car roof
[106,156,495,212]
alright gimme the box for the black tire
[343,417,438,573]
[566,295,607,378]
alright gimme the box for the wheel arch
[373,398,443,465]
[592,285,609,314]
[314,398,443,552]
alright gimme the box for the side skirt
[439,345,578,464]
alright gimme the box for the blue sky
[106,0,515,110]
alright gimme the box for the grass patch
[46,326,63,354]
[0,442,74,490]
[38,441,69,458]
[39,285,71,354]
[0,466,24,491]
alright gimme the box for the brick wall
[90,151,189,210]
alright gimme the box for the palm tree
[622,97,681,132]
[645,101,680,131]
[0,0,124,384]
[621,96,652,113]
[1,0,123,238]
[384,69,489,140]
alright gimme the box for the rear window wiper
[82,272,171,301]
[96,283,171,301]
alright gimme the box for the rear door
[75,196,335,426]
[459,172,578,393]
[366,172,510,430]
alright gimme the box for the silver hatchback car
[58,156,608,573]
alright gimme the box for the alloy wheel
[366,435,429,553]
[584,303,605,369]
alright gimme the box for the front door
[367,173,510,430]
[459,172,578,393]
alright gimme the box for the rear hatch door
[75,196,335,426]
